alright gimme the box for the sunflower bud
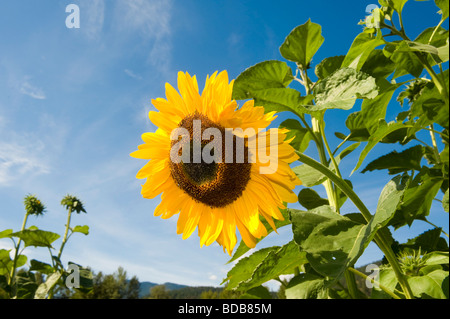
[23,194,46,216]
[61,195,86,214]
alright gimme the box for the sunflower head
[131,71,301,254]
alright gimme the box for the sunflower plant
[0,194,92,299]
[132,0,448,299]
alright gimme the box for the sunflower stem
[294,151,414,299]
[8,211,29,297]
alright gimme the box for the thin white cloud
[79,0,105,40]
[124,69,143,80]
[19,80,46,100]
[0,140,50,186]
[114,0,173,75]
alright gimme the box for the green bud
[23,194,46,216]
[61,195,86,214]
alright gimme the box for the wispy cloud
[79,0,105,40]
[124,69,143,80]
[0,140,50,186]
[114,0,173,75]
[19,79,46,100]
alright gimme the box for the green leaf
[231,60,314,114]
[236,241,307,291]
[391,0,409,14]
[239,285,272,299]
[71,225,89,235]
[387,41,424,78]
[279,119,312,153]
[279,19,325,68]
[352,120,412,174]
[223,247,277,289]
[390,170,443,228]
[359,83,399,134]
[232,60,293,100]
[313,68,379,111]
[298,188,329,210]
[408,269,448,299]
[0,229,13,239]
[360,49,396,79]
[252,88,312,114]
[29,259,55,275]
[292,164,327,187]
[342,32,385,71]
[372,267,398,299]
[435,0,449,20]
[11,229,60,248]
[373,175,407,231]
[443,189,449,212]
[400,228,449,252]
[290,206,369,279]
[0,249,12,276]
[34,272,61,299]
[285,273,328,299]
[411,83,448,129]
[315,55,345,80]
[361,145,424,174]
[423,251,449,266]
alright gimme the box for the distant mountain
[138,281,189,298]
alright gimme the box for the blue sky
[0,0,448,290]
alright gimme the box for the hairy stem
[295,151,414,299]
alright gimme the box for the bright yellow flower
[131,71,301,255]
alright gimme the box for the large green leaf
[390,170,443,228]
[30,259,55,275]
[223,247,277,289]
[313,68,378,111]
[292,164,327,187]
[361,145,424,174]
[341,32,385,71]
[435,0,449,20]
[315,55,345,80]
[239,285,272,299]
[352,120,412,174]
[400,228,449,252]
[408,269,448,299]
[279,19,324,68]
[359,83,400,134]
[235,241,307,291]
[297,188,329,210]
[411,83,449,129]
[285,273,328,299]
[0,229,13,239]
[291,177,403,280]
[360,49,396,79]
[232,60,293,100]
[11,229,60,248]
[231,60,314,114]
[386,41,424,78]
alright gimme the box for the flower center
[169,113,252,208]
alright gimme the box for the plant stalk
[295,151,414,299]
[8,212,29,292]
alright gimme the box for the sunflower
[131,71,301,255]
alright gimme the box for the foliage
[71,267,140,299]
[0,194,92,299]
[222,0,449,299]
